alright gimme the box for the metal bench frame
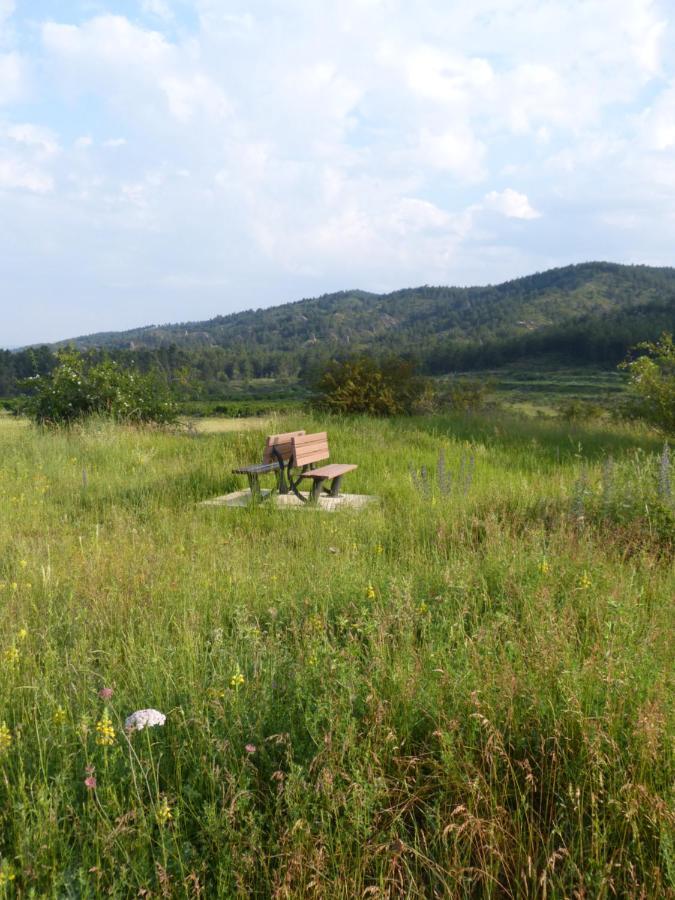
[232,431,305,501]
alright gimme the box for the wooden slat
[262,430,305,464]
[301,463,357,479]
[292,432,329,467]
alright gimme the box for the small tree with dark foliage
[315,356,427,416]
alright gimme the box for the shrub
[435,377,493,413]
[314,356,427,416]
[620,332,675,434]
[21,350,178,426]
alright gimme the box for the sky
[1,0,675,347]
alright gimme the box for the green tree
[314,356,427,416]
[22,350,178,426]
[620,332,675,433]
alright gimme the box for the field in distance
[0,412,672,896]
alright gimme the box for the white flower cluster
[124,708,166,731]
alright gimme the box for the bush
[21,350,178,426]
[620,332,675,434]
[314,356,427,416]
[435,377,493,413]
[558,398,604,422]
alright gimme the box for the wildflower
[124,708,166,732]
[84,774,97,790]
[245,743,257,754]
[4,647,19,666]
[11,582,17,591]
[156,796,172,826]
[19,560,27,569]
[207,687,225,700]
[98,687,114,701]
[578,571,592,590]
[17,628,28,641]
[418,601,429,615]
[538,559,550,575]
[53,705,67,726]
[230,671,245,689]
[307,653,318,667]
[366,583,376,599]
[374,544,384,554]
[0,721,12,752]
[0,862,16,886]
[95,711,115,746]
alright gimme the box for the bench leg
[329,476,344,497]
[247,473,262,501]
[310,478,327,503]
[275,467,289,495]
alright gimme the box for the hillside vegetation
[2,263,674,400]
[0,412,672,896]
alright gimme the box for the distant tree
[314,356,427,416]
[620,333,675,433]
[21,350,178,426]
[436,377,493,413]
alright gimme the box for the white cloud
[0,52,23,104]
[414,127,486,182]
[7,123,59,155]
[0,156,52,193]
[483,189,541,220]
[42,15,230,124]
[639,82,675,150]
[141,0,174,22]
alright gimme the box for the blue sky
[1,0,674,346]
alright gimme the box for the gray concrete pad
[199,489,376,511]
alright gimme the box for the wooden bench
[287,432,357,502]
[232,430,305,500]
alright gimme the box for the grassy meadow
[0,411,673,897]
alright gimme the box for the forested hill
[54,262,675,361]
[2,262,674,397]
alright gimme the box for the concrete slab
[199,489,376,511]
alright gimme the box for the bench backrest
[263,430,305,464]
[291,432,329,467]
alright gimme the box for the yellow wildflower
[207,687,225,700]
[19,560,27,569]
[0,721,12,753]
[11,582,18,591]
[230,671,245,689]
[366,583,376,599]
[0,863,16,886]
[53,705,67,726]
[578,571,592,590]
[538,559,550,575]
[95,711,115,746]
[418,601,429,615]
[4,647,19,666]
[17,628,28,641]
[374,544,384,554]
[156,796,173,826]
[307,653,318,667]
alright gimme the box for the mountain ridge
[46,261,675,356]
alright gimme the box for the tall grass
[0,412,672,897]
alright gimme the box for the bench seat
[293,456,358,500]
[302,463,357,480]
[232,462,281,475]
